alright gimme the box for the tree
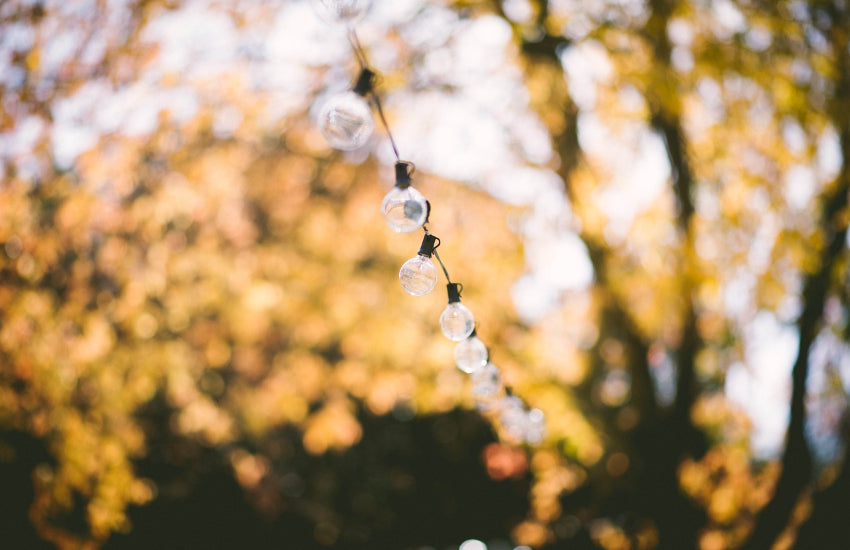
[0,1,849,549]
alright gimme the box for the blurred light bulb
[454,333,488,373]
[500,395,527,441]
[471,362,502,397]
[440,283,474,341]
[318,91,374,150]
[313,0,372,24]
[382,163,428,233]
[399,234,439,296]
[525,408,546,444]
[473,392,499,412]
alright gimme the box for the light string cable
[317,4,546,446]
[346,28,458,302]
[433,248,453,285]
[347,27,401,162]
[422,203,454,285]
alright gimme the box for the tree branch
[649,109,700,439]
[644,0,703,460]
[650,112,695,231]
[789,413,850,550]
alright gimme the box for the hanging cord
[324,9,543,445]
[347,28,401,161]
[426,228,453,284]
[371,93,401,161]
[347,27,369,69]
[433,249,453,284]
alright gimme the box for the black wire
[347,28,369,68]
[371,95,401,160]
[433,249,452,284]
[347,28,401,161]
[425,221,451,285]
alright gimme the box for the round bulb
[381,185,428,233]
[318,92,374,150]
[471,362,501,397]
[500,396,527,441]
[525,408,546,444]
[440,301,475,341]
[454,335,488,374]
[313,0,372,24]
[399,254,438,296]
[473,393,499,412]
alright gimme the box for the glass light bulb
[471,362,501,397]
[458,540,488,550]
[399,254,438,296]
[440,301,475,341]
[473,393,499,412]
[525,408,546,444]
[500,396,527,441]
[381,185,428,233]
[454,335,488,374]
[313,0,372,24]
[318,92,374,151]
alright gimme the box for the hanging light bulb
[381,162,429,233]
[454,331,488,374]
[399,233,439,296]
[471,362,502,397]
[313,0,372,24]
[318,68,375,151]
[440,283,475,341]
[473,392,499,412]
[525,408,546,445]
[500,395,527,441]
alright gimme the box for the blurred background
[1,0,849,549]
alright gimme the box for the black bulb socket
[446,283,462,304]
[395,162,412,188]
[418,234,438,257]
[353,68,375,96]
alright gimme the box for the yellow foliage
[2,1,849,549]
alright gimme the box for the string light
[318,68,375,151]
[312,0,372,25]
[525,409,546,445]
[454,330,488,374]
[399,233,439,296]
[382,162,430,232]
[440,283,475,341]
[471,362,502,398]
[500,395,528,441]
[313,0,546,446]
